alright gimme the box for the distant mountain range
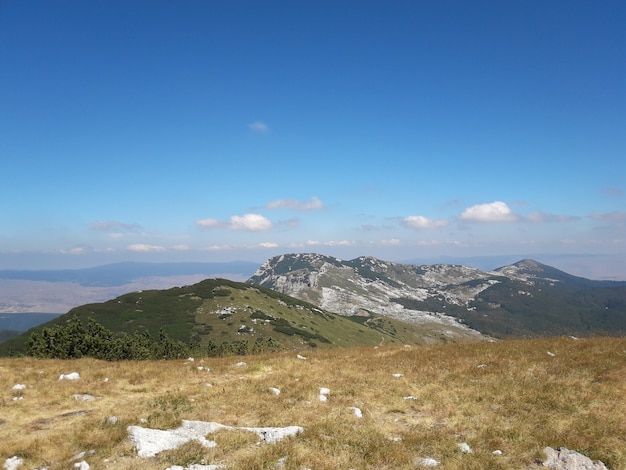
[0,261,260,286]
[248,253,626,338]
[1,254,625,354]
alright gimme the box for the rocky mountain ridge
[247,253,626,338]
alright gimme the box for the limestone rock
[541,447,608,470]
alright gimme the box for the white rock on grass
[73,394,95,401]
[128,420,303,458]
[3,456,23,470]
[296,354,307,360]
[542,446,608,470]
[268,387,281,396]
[73,461,89,470]
[318,387,330,402]
[59,372,80,381]
[11,384,26,391]
[349,407,363,418]
[458,442,472,453]
[166,465,225,470]
[416,457,440,467]
[392,373,404,378]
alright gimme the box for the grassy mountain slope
[0,278,448,357]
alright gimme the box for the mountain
[0,278,448,356]
[247,254,626,338]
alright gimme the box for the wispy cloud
[127,244,166,252]
[195,213,273,231]
[525,211,580,223]
[325,240,354,247]
[195,218,221,228]
[91,220,141,232]
[460,201,517,222]
[266,196,324,211]
[379,238,401,246]
[589,211,626,223]
[403,215,448,229]
[248,121,269,132]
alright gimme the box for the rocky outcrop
[540,447,608,470]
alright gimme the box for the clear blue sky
[1,1,625,275]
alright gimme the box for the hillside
[1,337,624,469]
[247,254,626,338]
[0,278,453,357]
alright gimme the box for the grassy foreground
[1,336,624,469]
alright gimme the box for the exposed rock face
[248,253,496,340]
[540,447,608,470]
[247,253,626,340]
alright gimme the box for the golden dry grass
[1,336,624,469]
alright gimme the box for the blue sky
[1,1,625,277]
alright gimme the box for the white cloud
[127,244,166,252]
[266,196,324,211]
[259,242,279,248]
[379,238,401,246]
[404,215,448,229]
[249,121,269,132]
[68,247,86,254]
[195,214,273,231]
[172,244,190,251]
[306,240,321,246]
[195,218,221,228]
[205,244,232,251]
[460,201,517,222]
[228,213,272,231]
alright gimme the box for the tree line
[24,317,284,360]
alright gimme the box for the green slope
[0,278,432,357]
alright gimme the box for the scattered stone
[416,457,440,467]
[392,373,404,378]
[59,372,80,381]
[319,387,330,401]
[3,456,23,470]
[492,450,503,455]
[541,446,608,469]
[477,364,487,368]
[128,420,303,458]
[547,351,556,357]
[103,377,109,383]
[349,407,363,418]
[166,465,224,470]
[458,442,472,453]
[234,362,247,367]
[12,396,23,401]
[268,387,281,396]
[107,416,119,424]
[73,461,89,469]
[73,394,95,401]
[403,396,417,400]
[296,354,307,360]
[11,384,26,391]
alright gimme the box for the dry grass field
[1,336,625,469]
